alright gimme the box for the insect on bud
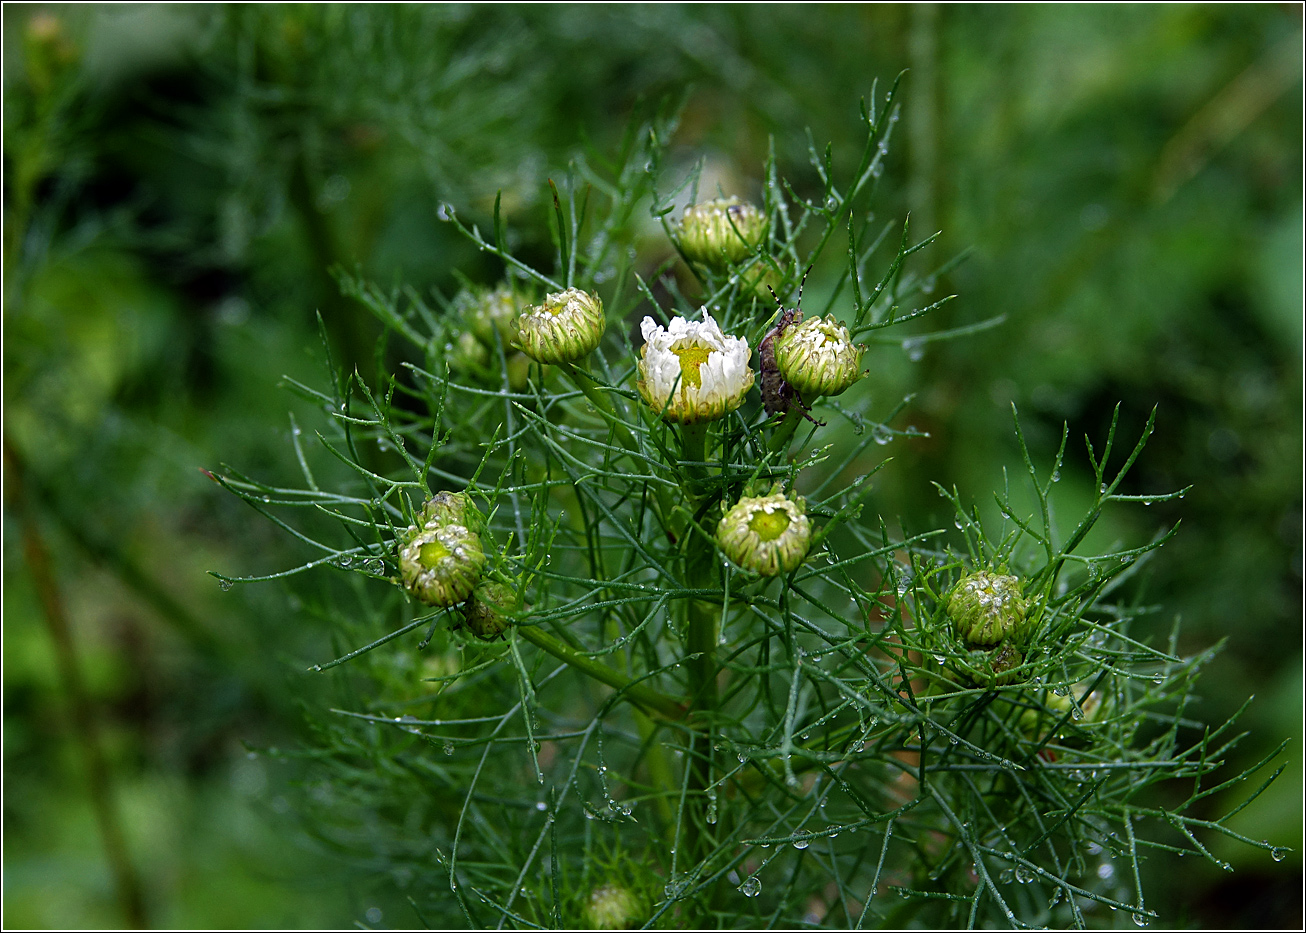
[947,570,1029,647]
[583,883,644,930]
[774,314,864,399]
[716,492,812,577]
[515,288,606,364]
[677,197,767,270]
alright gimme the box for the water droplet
[535,801,547,811]
[443,742,454,755]
[1015,866,1033,884]
[1271,847,1287,862]
[706,802,718,824]
[436,202,454,221]
[1132,912,1150,927]
[218,579,233,591]
[792,837,810,850]
[738,876,761,897]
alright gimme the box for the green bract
[515,288,606,364]
[774,313,863,398]
[947,570,1029,647]
[716,492,811,577]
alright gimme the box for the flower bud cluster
[716,491,811,577]
[400,493,522,641]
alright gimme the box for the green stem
[679,421,721,909]
[559,363,640,454]
[768,407,803,458]
[515,624,686,721]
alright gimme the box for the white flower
[636,310,754,423]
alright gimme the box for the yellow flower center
[672,344,714,388]
[419,540,451,565]
[749,508,791,542]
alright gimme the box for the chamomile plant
[212,85,1287,928]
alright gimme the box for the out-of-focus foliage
[3,4,1299,928]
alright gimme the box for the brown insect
[758,269,823,425]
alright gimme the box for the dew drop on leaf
[738,876,761,897]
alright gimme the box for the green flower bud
[947,570,1029,647]
[456,283,522,347]
[677,197,767,270]
[774,314,863,398]
[740,260,789,301]
[417,491,485,534]
[447,330,491,373]
[505,350,533,391]
[458,580,517,641]
[399,523,486,608]
[515,288,606,364]
[583,884,643,930]
[976,641,1025,688]
[716,492,811,577]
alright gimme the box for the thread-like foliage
[214,92,1286,929]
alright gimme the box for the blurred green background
[4,4,1300,928]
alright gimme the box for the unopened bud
[947,570,1029,647]
[418,491,485,534]
[678,197,767,270]
[399,523,486,607]
[459,580,518,641]
[774,314,864,398]
[716,492,811,577]
[457,283,523,347]
[516,288,606,364]
[583,883,643,930]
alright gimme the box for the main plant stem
[679,422,720,908]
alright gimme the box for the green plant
[211,84,1287,928]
